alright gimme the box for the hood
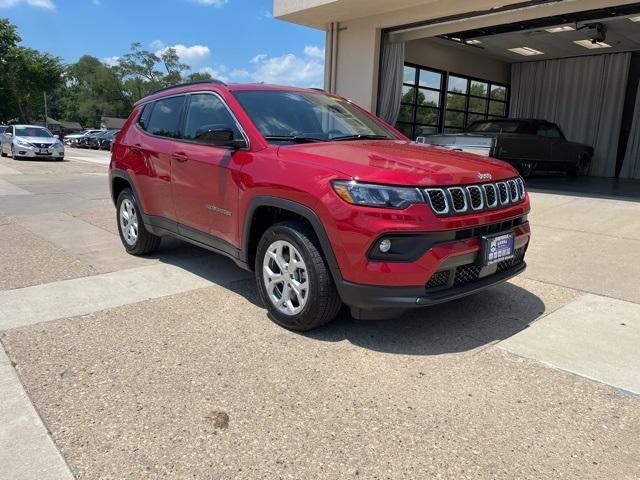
[277,140,518,186]
[17,136,57,144]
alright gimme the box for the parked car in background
[110,81,530,331]
[77,130,107,148]
[64,129,103,147]
[98,129,119,151]
[0,125,64,161]
[0,126,7,135]
[421,119,593,177]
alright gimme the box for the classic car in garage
[421,119,594,177]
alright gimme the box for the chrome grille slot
[516,177,525,200]
[497,182,509,204]
[424,188,449,215]
[483,184,498,208]
[508,179,518,202]
[466,185,484,210]
[448,187,468,212]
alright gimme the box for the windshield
[233,90,398,143]
[15,126,53,137]
[467,121,522,133]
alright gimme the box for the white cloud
[153,42,211,66]
[192,0,227,7]
[303,45,325,60]
[0,0,55,9]
[102,56,120,67]
[226,45,325,87]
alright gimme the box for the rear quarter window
[145,96,185,138]
[138,103,153,131]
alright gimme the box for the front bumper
[14,144,64,158]
[339,262,526,319]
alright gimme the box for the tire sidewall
[255,224,323,330]
[116,189,141,253]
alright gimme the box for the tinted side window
[537,124,563,139]
[138,103,153,131]
[183,94,243,145]
[146,96,185,138]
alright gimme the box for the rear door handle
[172,151,189,162]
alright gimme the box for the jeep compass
[109,81,530,330]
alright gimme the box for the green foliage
[1,20,213,125]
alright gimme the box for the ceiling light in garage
[629,16,640,22]
[466,39,482,44]
[546,26,575,33]
[573,39,612,49]
[508,47,544,56]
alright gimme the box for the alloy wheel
[119,198,139,246]
[262,240,309,316]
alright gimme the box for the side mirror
[195,126,245,150]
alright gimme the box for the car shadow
[151,239,545,356]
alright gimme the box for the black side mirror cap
[195,126,246,149]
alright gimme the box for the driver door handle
[172,151,189,162]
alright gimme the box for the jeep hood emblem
[477,172,492,180]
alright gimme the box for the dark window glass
[468,121,522,133]
[537,124,564,139]
[418,69,442,89]
[183,94,243,145]
[138,103,154,131]
[146,96,184,138]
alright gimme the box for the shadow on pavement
[152,239,545,356]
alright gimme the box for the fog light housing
[378,239,392,253]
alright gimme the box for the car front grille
[32,143,52,149]
[425,247,526,291]
[425,177,526,217]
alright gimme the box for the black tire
[255,220,342,331]
[57,157,64,162]
[1,149,6,157]
[519,160,535,178]
[116,188,161,255]
[567,167,578,177]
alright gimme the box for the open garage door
[381,3,640,179]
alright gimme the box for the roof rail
[147,79,227,97]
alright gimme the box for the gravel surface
[4,277,638,480]
[0,219,96,290]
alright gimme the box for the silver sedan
[0,125,65,161]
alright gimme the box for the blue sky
[0,0,326,86]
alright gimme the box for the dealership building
[274,0,640,179]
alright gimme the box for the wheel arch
[242,196,343,283]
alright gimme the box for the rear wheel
[519,160,535,178]
[116,188,161,255]
[256,221,342,331]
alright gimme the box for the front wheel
[519,160,535,178]
[256,221,342,331]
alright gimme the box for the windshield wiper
[263,135,325,144]
[331,134,389,141]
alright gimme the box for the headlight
[54,140,63,148]
[332,180,424,209]
[15,138,32,147]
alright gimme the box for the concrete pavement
[0,149,639,479]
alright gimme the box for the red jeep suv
[109,81,530,330]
